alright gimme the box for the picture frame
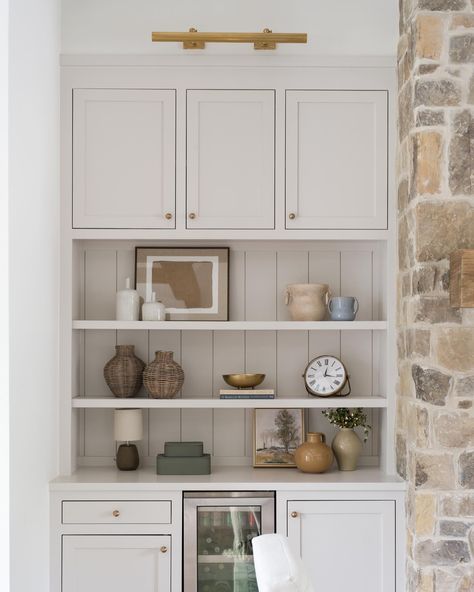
[253,408,305,468]
[135,247,229,321]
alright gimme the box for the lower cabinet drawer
[62,500,172,524]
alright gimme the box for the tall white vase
[116,277,140,321]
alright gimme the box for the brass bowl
[223,373,266,389]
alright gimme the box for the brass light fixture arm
[151,28,308,50]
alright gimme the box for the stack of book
[219,389,275,399]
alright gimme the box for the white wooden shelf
[72,396,388,409]
[72,320,387,331]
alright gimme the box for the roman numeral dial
[303,355,348,397]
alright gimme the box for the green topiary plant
[321,408,372,442]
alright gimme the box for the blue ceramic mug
[328,296,359,321]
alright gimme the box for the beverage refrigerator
[183,491,276,592]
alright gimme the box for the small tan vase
[103,344,145,398]
[294,432,334,473]
[143,351,184,399]
[285,283,330,321]
[332,428,363,471]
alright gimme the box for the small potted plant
[321,408,371,471]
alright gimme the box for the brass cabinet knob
[165,212,173,220]
[290,511,298,518]
[188,212,196,220]
[160,546,168,553]
[112,510,120,518]
[288,213,296,220]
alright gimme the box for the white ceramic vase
[142,292,166,321]
[285,283,330,321]
[115,277,140,321]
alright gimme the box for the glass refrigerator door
[197,505,262,592]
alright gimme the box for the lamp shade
[114,409,143,442]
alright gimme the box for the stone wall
[398,1,474,590]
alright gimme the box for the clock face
[304,355,347,396]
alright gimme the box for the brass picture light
[151,28,307,50]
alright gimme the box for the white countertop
[50,466,406,492]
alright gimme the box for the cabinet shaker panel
[62,535,171,592]
[73,89,176,229]
[287,500,395,592]
[286,90,388,230]
[186,90,275,229]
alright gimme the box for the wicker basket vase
[144,351,184,399]
[103,345,145,398]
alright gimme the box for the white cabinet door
[186,90,275,229]
[73,89,176,229]
[62,535,171,592]
[287,500,395,592]
[286,90,388,229]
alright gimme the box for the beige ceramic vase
[285,283,330,321]
[332,428,363,471]
[294,432,334,473]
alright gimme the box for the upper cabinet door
[73,89,176,229]
[286,90,388,230]
[186,90,275,229]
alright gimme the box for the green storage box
[164,441,204,457]
[156,454,211,475]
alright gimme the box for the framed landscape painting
[253,408,305,468]
[135,247,229,320]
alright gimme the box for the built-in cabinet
[286,499,395,592]
[55,56,403,592]
[285,90,388,229]
[73,89,176,229]
[62,535,171,592]
[186,90,275,229]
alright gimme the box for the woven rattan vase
[143,351,184,399]
[103,345,145,398]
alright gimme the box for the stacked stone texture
[398,1,474,590]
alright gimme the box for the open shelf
[72,396,388,409]
[72,320,387,331]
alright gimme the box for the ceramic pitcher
[328,296,359,321]
[285,283,330,321]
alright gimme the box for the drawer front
[62,500,172,524]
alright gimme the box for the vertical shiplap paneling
[84,249,116,320]
[245,332,277,390]
[307,330,341,432]
[213,331,246,457]
[181,331,213,451]
[276,332,308,396]
[340,250,373,321]
[245,251,276,320]
[84,331,115,456]
[229,249,245,321]
[117,329,149,458]
[341,330,373,396]
[148,330,181,456]
[84,248,119,458]
[309,250,341,320]
[116,248,136,295]
[276,251,308,320]
[244,331,277,458]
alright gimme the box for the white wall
[0,0,9,590]
[62,0,398,56]
[9,0,60,590]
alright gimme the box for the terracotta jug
[294,432,334,473]
[285,283,330,321]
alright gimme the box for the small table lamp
[114,409,143,471]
